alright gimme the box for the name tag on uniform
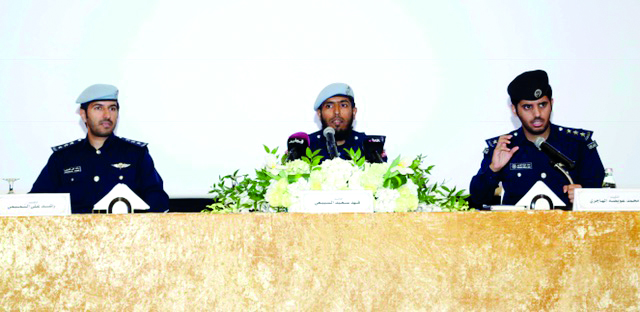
[64,166,81,174]
[510,162,532,170]
[0,194,71,216]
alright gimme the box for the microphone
[363,135,386,163]
[323,127,339,159]
[287,132,310,161]
[534,137,576,170]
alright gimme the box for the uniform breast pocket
[109,165,138,186]
[60,170,90,192]
[504,165,533,190]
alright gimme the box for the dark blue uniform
[30,135,169,213]
[469,124,605,207]
[308,129,373,162]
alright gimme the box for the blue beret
[76,84,119,105]
[507,70,552,105]
[314,83,355,110]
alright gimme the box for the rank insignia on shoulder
[121,137,148,147]
[560,126,593,142]
[52,139,81,152]
[485,136,500,148]
[112,163,131,169]
[588,141,598,150]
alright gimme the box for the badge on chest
[63,166,81,174]
[510,162,532,170]
[111,163,131,169]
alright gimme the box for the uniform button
[96,150,101,155]
[541,172,547,179]
[517,173,522,178]
[94,176,100,182]
[355,136,359,140]
[513,132,518,136]
[559,127,563,131]
[71,178,74,182]
[119,175,124,180]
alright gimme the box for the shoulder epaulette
[51,138,83,152]
[485,136,500,148]
[120,137,148,147]
[555,125,593,142]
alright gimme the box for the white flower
[347,170,364,190]
[395,180,419,212]
[374,188,400,212]
[264,154,284,175]
[318,158,357,191]
[285,159,310,175]
[265,179,291,208]
[391,157,414,175]
[287,179,310,211]
[360,162,389,193]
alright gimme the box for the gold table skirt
[1,212,639,310]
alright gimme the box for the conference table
[1,211,638,310]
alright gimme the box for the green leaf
[263,145,270,153]
[389,155,401,169]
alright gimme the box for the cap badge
[534,89,542,98]
[346,86,353,96]
[112,163,131,169]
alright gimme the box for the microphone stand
[553,162,575,210]
[553,162,574,185]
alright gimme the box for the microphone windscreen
[288,132,310,146]
[323,127,335,137]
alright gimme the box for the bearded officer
[308,82,387,162]
[469,70,605,208]
[30,84,169,213]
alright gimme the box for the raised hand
[489,135,520,172]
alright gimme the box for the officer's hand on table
[489,135,520,172]
[563,184,582,203]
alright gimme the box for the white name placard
[0,194,71,216]
[295,190,374,213]
[574,188,640,211]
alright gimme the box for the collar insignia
[111,163,131,169]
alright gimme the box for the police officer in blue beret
[307,83,387,162]
[469,70,605,208]
[30,84,169,213]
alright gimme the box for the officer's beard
[321,119,354,143]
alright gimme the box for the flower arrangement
[204,146,470,213]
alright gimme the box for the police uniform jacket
[30,135,169,213]
[469,124,605,207]
[308,129,368,162]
